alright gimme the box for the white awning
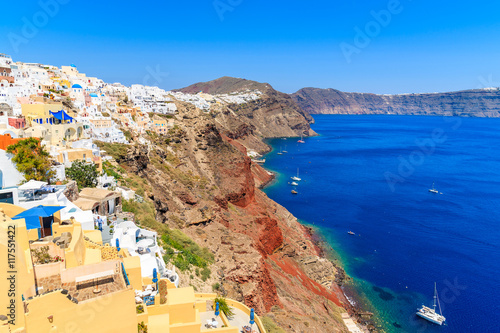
[18,179,48,190]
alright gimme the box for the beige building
[89,117,113,129]
[0,204,267,333]
[19,122,85,146]
[74,188,122,216]
[51,146,102,171]
[152,115,174,135]
[21,103,76,127]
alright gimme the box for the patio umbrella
[12,205,65,231]
[215,302,220,317]
[250,308,255,325]
[152,268,158,288]
[18,180,48,190]
[116,239,121,252]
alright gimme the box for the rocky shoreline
[259,160,378,332]
[309,227,378,332]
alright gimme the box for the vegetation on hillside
[65,159,98,190]
[7,137,55,183]
[121,199,214,273]
[94,140,129,162]
[261,316,286,333]
[161,230,214,274]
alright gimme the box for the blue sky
[1,0,499,94]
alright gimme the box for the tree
[66,160,99,190]
[7,138,55,183]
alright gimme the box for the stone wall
[63,180,79,202]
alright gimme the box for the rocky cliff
[115,88,358,331]
[177,77,316,137]
[292,87,500,117]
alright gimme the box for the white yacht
[429,182,439,194]
[291,168,301,181]
[416,283,446,325]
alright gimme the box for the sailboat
[416,283,446,325]
[277,147,283,155]
[282,145,288,153]
[297,134,305,143]
[429,182,439,194]
[291,168,301,181]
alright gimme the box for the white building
[112,221,179,287]
[0,148,24,189]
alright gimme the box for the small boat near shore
[253,158,266,164]
[277,146,283,155]
[283,145,288,153]
[348,231,355,235]
[297,134,305,143]
[290,181,298,186]
[416,283,446,325]
[291,189,298,194]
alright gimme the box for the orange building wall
[0,133,21,150]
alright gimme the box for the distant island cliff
[291,87,500,117]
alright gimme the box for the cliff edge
[110,79,360,332]
[292,87,500,117]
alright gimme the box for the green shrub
[138,321,148,333]
[94,141,129,162]
[201,267,211,281]
[161,229,214,271]
[122,200,157,228]
[214,297,235,320]
[212,282,220,291]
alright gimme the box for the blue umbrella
[115,239,120,252]
[152,268,158,289]
[250,308,255,325]
[12,205,65,230]
[215,302,220,316]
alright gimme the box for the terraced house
[0,203,266,333]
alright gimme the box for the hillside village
[0,53,278,333]
[0,53,363,333]
[0,53,269,186]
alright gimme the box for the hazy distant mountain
[291,87,500,117]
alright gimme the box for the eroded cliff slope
[113,89,356,331]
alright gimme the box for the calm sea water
[262,115,500,333]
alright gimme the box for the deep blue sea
[262,115,500,333]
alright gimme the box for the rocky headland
[292,87,500,117]
[109,77,369,332]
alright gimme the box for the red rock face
[215,135,255,208]
[251,163,274,188]
[243,260,282,313]
[255,217,283,257]
[125,103,348,331]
